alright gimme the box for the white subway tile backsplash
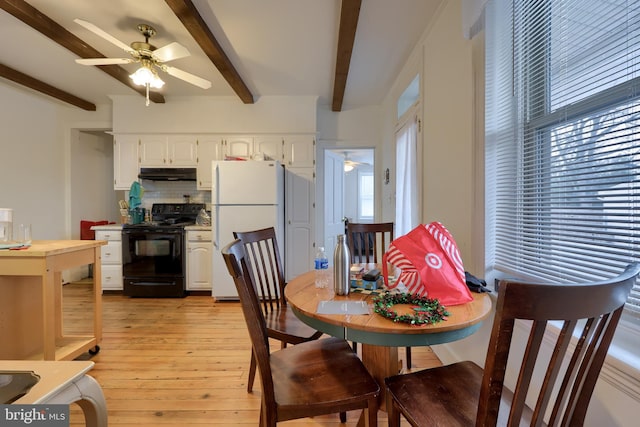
[127,181,211,209]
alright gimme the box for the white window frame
[485,0,640,395]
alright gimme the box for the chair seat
[264,306,323,344]
[385,361,534,427]
[271,337,380,420]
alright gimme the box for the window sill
[543,317,640,401]
[603,319,640,400]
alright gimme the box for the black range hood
[138,168,197,181]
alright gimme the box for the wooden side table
[0,240,105,360]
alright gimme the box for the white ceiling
[0,0,443,109]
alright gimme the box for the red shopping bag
[383,222,472,306]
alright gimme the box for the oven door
[122,227,185,297]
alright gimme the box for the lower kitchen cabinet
[101,264,123,290]
[186,229,212,291]
[94,227,123,291]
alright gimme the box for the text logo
[0,405,69,427]
[425,253,443,269]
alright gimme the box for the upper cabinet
[139,135,197,167]
[168,135,198,166]
[254,136,284,161]
[225,136,254,159]
[138,135,167,166]
[284,135,315,168]
[196,135,225,190]
[113,135,139,190]
[114,133,316,190]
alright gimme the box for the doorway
[322,148,375,263]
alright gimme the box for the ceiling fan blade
[153,42,190,63]
[163,66,211,89]
[74,19,136,55]
[75,58,134,66]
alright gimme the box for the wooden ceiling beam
[0,0,165,104]
[165,0,254,104]
[332,0,361,112]
[0,63,96,110]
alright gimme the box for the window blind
[485,0,640,317]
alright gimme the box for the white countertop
[91,224,210,231]
[90,224,123,231]
[185,225,211,231]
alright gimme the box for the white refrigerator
[211,160,285,299]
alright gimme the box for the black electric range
[122,203,205,297]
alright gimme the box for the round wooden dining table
[284,268,492,416]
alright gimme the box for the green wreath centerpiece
[372,292,450,325]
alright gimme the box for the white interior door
[324,150,345,265]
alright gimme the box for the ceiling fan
[74,19,211,104]
[343,151,370,172]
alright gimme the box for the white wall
[420,1,475,270]
[70,130,120,236]
[316,104,384,245]
[0,82,112,241]
[0,84,68,240]
[111,95,318,134]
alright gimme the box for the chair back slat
[531,319,576,426]
[346,222,394,264]
[478,263,640,427]
[233,227,286,315]
[508,321,546,425]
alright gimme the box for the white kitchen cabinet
[94,228,123,291]
[113,135,139,190]
[285,167,315,281]
[138,135,168,166]
[168,135,198,166]
[254,136,283,161]
[225,135,254,159]
[284,135,315,167]
[196,135,225,189]
[139,135,197,166]
[186,229,212,291]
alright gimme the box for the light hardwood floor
[63,281,442,426]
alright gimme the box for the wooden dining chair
[222,239,380,427]
[385,262,640,427]
[345,222,415,367]
[233,227,323,393]
[346,221,394,264]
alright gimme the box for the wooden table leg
[42,270,56,360]
[93,248,103,345]
[356,343,400,426]
[361,343,399,410]
[55,271,64,340]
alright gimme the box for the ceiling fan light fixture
[130,64,164,89]
[129,61,164,106]
[344,163,355,172]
